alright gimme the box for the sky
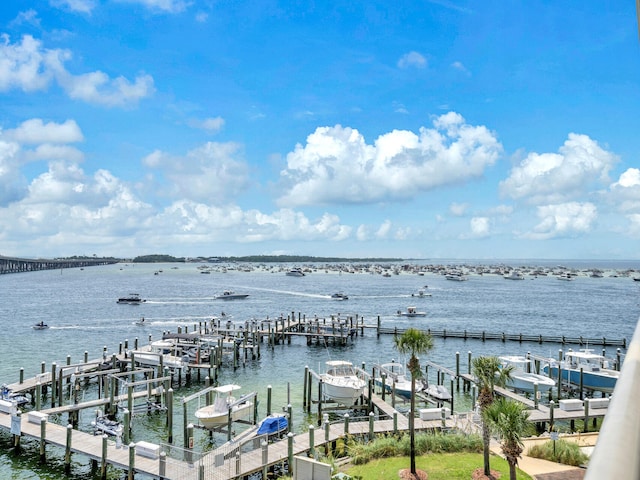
[0,0,639,260]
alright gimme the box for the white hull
[507,372,556,393]
[131,352,185,369]
[195,401,253,429]
[322,380,365,405]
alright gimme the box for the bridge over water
[0,255,119,274]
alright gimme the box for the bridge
[0,255,119,274]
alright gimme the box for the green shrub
[527,439,588,467]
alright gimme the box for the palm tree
[394,328,434,477]
[483,397,533,480]
[471,356,514,477]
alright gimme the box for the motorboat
[503,271,525,280]
[0,385,29,406]
[411,289,432,297]
[331,292,349,300]
[375,361,418,399]
[92,414,123,437]
[194,384,254,429]
[320,360,366,405]
[498,356,556,393]
[285,268,305,277]
[130,340,186,369]
[32,322,49,330]
[425,383,452,402]
[135,317,147,326]
[216,290,250,300]
[556,273,574,281]
[544,349,619,393]
[445,271,467,281]
[396,306,426,317]
[117,293,145,304]
[256,413,288,439]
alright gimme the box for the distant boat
[32,322,49,330]
[544,349,619,393]
[411,289,432,297]
[396,306,426,317]
[286,268,305,277]
[503,271,525,280]
[331,292,349,300]
[445,271,467,281]
[216,290,250,300]
[117,293,145,304]
[556,273,574,281]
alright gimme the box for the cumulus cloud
[522,202,597,240]
[500,133,617,204]
[3,118,83,144]
[397,51,427,69]
[142,141,250,203]
[0,34,154,107]
[609,168,640,213]
[449,202,469,216]
[468,216,490,238]
[277,112,502,207]
[188,116,225,133]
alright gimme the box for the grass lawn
[343,452,533,480]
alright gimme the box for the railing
[585,316,640,479]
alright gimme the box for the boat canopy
[214,384,242,394]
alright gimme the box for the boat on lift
[194,384,254,429]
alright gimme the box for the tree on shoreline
[394,328,434,478]
[472,356,514,477]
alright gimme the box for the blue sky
[0,0,639,260]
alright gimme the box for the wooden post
[128,443,135,480]
[101,433,108,479]
[287,432,294,477]
[159,451,167,478]
[64,424,72,474]
[19,367,24,384]
[584,398,590,433]
[455,352,460,390]
[287,404,293,433]
[303,367,308,409]
[123,409,131,445]
[549,400,555,432]
[368,411,375,441]
[39,416,46,462]
[50,362,57,408]
[167,388,174,443]
[186,424,194,462]
[309,425,315,458]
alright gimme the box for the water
[1,261,639,478]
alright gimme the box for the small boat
[285,268,305,277]
[216,290,250,300]
[32,322,49,330]
[375,362,419,399]
[135,317,147,326]
[256,414,288,439]
[556,273,574,281]
[445,271,467,281]
[92,415,123,436]
[503,271,525,280]
[425,383,452,402]
[498,356,556,393]
[130,340,186,369]
[411,289,432,297]
[331,292,349,300]
[320,360,367,406]
[396,306,426,317]
[0,385,30,406]
[544,349,619,393]
[117,293,145,304]
[194,384,254,429]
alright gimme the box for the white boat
[498,356,556,393]
[396,306,426,317]
[445,271,467,281]
[503,271,525,280]
[130,340,186,369]
[375,362,418,399]
[556,273,574,281]
[216,290,250,300]
[320,360,366,405]
[285,268,305,277]
[411,289,432,297]
[194,384,254,429]
[425,383,452,401]
[117,293,145,304]
[330,292,349,300]
[92,415,123,436]
[544,349,619,393]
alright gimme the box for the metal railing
[585,316,640,479]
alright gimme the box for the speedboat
[544,349,619,393]
[375,362,418,399]
[396,306,426,317]
[92,414,123,436]
[498,356,556,393]
[503,271,525,280]
[425,384,452,401]
[216,290,250,300]
[411,289,432,297]
[445,271,467,281]
[285,268,305,277]
[194,384,254,429]
[320,360,366,405]
[331,292,349,300]
[117,293,145,304]
[32,322,49,330]
[256,414,288,439]
[556,273,574,281]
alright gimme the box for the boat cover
[257,415,288,435]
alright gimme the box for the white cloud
[142,141,249,203]
[449,202,469,216]
[11,9,41,27]
[277,112,502,207]
[500,133,617,204]
[451,61,471,76]
[627,214,640,238]
[116,0,190,13]
[189,116,225,133]
[195,11,208,22]
[469,217,490,237]
[3,118,83,144]
[50,0,97,14]
[397,51,427,69]
[0,34,154,107]
[609,168,640,213]
[523,202,597,240]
